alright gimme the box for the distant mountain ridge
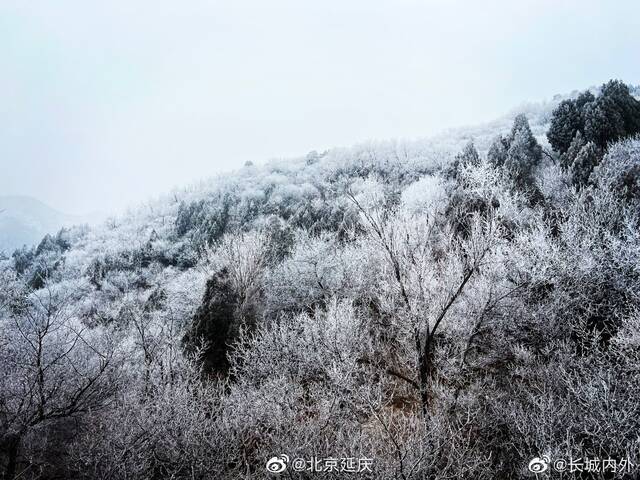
[0,196,101,253]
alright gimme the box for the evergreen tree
[547,81,640,153]
[504,114,542,189]
[459,141,481,167]
[583,95,626,148]
[547,99,582,154]
[575,90,595,110]
[571,142,602,188]
[183,268,238,374]
[487,135,509,168]
[600,80,640,133]
[487,115,543,194]
[11,246,34,276]
[35,234,60,256]
[583,80,640,148]
[561,131,586,170]
[590,137,640,204]
[264,216,295,265]
[447,141,480,180]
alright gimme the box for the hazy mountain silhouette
[0,196,103,253]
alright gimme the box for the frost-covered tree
[69,361,226,480]
[591,136,640,203]
[570,141,602,188]
[560,129,586,170]
[3,79,640,480]
[182,268,238,375]
[504,114,543,188]
[547,99,582,154]
[575,89,595,110]
[549,80,640,154]
[487,114,543,194]
[446,141,481,180]
[583,93,627,149]
[487,135,509,168]
[0,282,121,479]
[263,215,295,265]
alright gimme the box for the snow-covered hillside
[2,82,640,480]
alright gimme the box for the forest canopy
[1,80,640,480]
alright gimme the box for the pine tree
[575,90,595,110]
[561,131,586,170]
[504,114,543,189]
[583,96,626,148]
[583,80,640,148]
[487,135,509,168]
[447,141,480,180]
[547,81,640,153]
[571,142,602,188]
[590,138,640,203]
[183,268,238,374]
[264,216,295,265]
[548,99,582,154]
[600,80,640,134]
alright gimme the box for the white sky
[1,0,639,214]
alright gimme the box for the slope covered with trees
[1,81,639,480]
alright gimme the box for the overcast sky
[1,0,639,215]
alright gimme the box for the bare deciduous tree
[0,282,121,479]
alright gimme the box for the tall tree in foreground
[183,268,238,375]
[0,281,119,480]
[348,184,501,416]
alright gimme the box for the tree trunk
[3,434,20,480]
[416,330,435,417]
